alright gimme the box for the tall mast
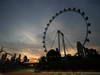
[57,30,66,56]
[61,33,66,56]
[57,30,60,52]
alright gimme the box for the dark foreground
[38,56,100,70]
[1,71,100,75]
[0,56,100,74]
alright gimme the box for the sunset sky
[0,0,100,58]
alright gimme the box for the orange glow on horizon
[61,48,77,56]
[16,48,41,63]
[29,57,39,63]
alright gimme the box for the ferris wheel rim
[42,8,91,52]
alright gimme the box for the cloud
[87,0,100,5]
[0,0,100,57]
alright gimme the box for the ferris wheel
[42,8,91,54]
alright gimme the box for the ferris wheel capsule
[52,16,55,20]
[43,36,45,39]
[68,8,71,11]
[86,38,90,42]
[42,41,45,43]
[59,10,63,14]
[85,16,88,20]
[88,30,91,34]
[72,8,76,11]
[43,45,46,48]
[81,12,85,16]
[45,27,48,31]
[44,49,47,52]
[49,19,52,23]
[47,23,50,27]
[63,8,67,12]
[43,32,46,35]
[77,9,81,13]
[55,13,59,16]
[87,23,91,26]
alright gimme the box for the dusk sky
[0,0,100,57]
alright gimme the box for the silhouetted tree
[46,49,61,62]
[11,53,16,62]
[39,56,47,69]
[39,56,46,63]
[23,55,29,63]
[16,54,21,63]
[1,53,7,61]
